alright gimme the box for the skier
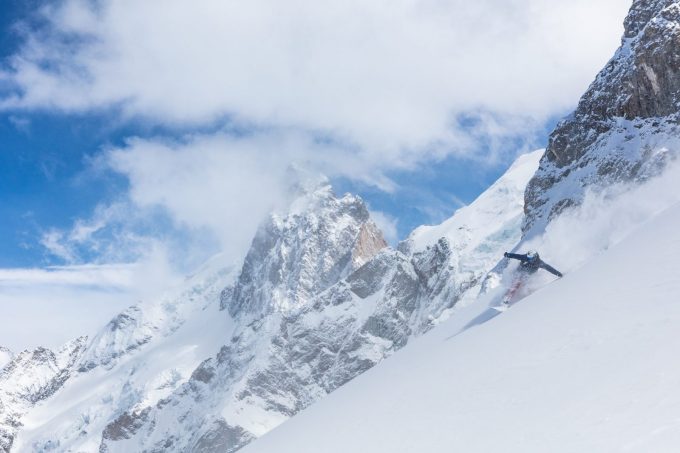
[500,250,562,306]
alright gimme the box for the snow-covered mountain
[1,152,539,452]
[242,170,680,453]
[1,255,237,452]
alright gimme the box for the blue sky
[0,0,632,348]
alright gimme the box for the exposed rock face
[352,222,389,269]
[0,338,87,452]
[524,0,680,233]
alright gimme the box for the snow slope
[244,188,680,452]
[407,150,541,253]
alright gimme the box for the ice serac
[524,0,680,233]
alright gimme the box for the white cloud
[1,0,630,156]
[0,264,136,290]
[103,131,377,261]
[0,264,145,351]
[369,210,398,245]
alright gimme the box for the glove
[503,252,509,258]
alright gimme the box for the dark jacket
[504,252,563,277]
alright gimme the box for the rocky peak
[624,0,676,38]
[523,0,680,233]
[228,183,386,318]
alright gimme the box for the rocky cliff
[524,0,680,234]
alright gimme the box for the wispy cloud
[368,210,398,245]
[0,264,141,351]
[8,115,30,133]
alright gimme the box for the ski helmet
[526,250,539,261]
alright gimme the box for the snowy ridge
[407,150,541,253]
[78,255,238,371]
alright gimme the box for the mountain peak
[228,184,385,318]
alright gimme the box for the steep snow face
[524,0,680,233]
[242,176,680,453]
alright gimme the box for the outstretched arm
[540,261,563,277]
[504,252,527,262]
